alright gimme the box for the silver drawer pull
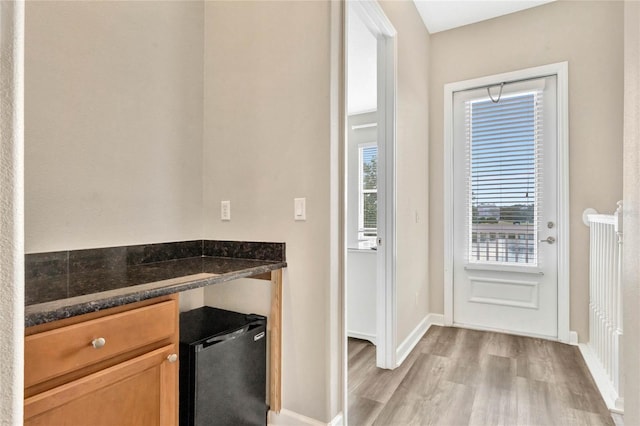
[91,337,106,349]
[167,354,178,363]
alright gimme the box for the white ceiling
[413,0,555,34]
[346,1,557,114]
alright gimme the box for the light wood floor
[348,326,618,426]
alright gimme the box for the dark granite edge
[25,261,286,328]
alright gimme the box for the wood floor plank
[426,380,476,426]
[445,358,484,388]
[484,330,525,359]
[397,353,451,398]
[452,328,488,363]
[348,328,615,426]
[555,383,612,417]
[354,348,420,404]
[414,324,443,354]
[348,394,384,426]
[468,386,518,426]
[348,339,377,395]
[520,334,555,361]
[348,338,370,361]
[483,354,515,391]
[374,379,476,426]
[515,377,562,426]
[562,407,616,426]
[516,354,555,382]
[429,326,461,358]
[372,384,431,426]
[468,354,518,426]
[548,343,611,416]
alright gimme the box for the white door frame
[0,1,26,424]
[345,0,398,369]
[443,62,571,343]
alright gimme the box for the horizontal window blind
[465,91,543,265]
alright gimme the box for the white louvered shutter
[464,90,543,265]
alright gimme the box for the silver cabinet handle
[91,337,106,349]
[539,236,556,244]
[167,354,178,363]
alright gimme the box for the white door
[452,75,558,338]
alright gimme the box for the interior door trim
[443,62,570,343]
[348,0,398,370]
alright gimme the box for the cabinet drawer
[25,300,177,388]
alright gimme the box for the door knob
[539,236,556,244]
[167,354,178,363]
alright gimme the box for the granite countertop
[25,240,286,327]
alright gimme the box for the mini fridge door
[180,317,267,426]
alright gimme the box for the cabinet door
[25,344,177,426]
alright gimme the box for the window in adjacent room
[359,143,378,244]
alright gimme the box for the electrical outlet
[221,200,231,221]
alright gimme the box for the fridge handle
[203,325,250,348]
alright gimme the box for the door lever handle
[539,236,556,244]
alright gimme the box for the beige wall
[201,1,335,421]
[25,1,204,253]
[202,0,430,420]
[22,0,431,421]
[378,1,431,348]
[429,1,624,341]
[623,0,640,422]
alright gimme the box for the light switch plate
[221,200,231,221]
[294,198,306,221]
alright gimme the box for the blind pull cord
[487,82,505,103]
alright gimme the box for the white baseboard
[329,412,344,426]
[347,331,376,345]
[427,313,445,326]
[395,313,444,367]
[569,330,579,345]
[578,343,624,413]
[268,409,343,426]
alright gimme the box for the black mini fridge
[179,306,267,426]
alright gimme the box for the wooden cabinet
[25,344,176,426]
[24,295,179,426]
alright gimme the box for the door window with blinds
[454,76,554,267]
[359,143,378,243]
